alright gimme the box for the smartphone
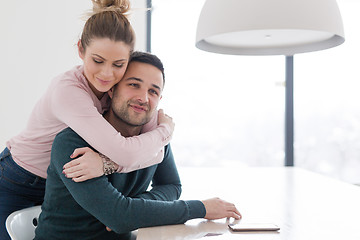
[228,223,280,232]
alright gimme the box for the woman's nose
[101,65,113,78]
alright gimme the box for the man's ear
[77,40,85,60]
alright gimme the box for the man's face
[110,61,163,127]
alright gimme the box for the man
[34,52,241,240]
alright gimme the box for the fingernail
[70,154,74,158]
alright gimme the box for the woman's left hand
[62,147,104,182]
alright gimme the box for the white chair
[6,205,42,240]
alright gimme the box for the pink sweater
[7,65,172,179]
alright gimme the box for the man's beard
[112,101,151,127]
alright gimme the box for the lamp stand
[285,55,294,166]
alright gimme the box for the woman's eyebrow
[92,54,127,62]
[92,54,105,60]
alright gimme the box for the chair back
[6,205,42,240]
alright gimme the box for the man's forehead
[123,61,163,89]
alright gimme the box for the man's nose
[136,89,149,103]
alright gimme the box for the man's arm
[135,144,182,201]
[51,129,205,234]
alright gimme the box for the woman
[0,0,173,239]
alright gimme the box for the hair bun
[92,0,130,15]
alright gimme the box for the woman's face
[79,38,131,99]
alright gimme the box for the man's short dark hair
[129,51,165,86]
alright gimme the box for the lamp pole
[285,55,294,166]
[146,0,152,52]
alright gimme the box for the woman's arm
[62,109,175,182]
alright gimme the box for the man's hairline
[128,60,165,86]
[114,61,164,92]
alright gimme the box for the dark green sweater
[34,128,205,240]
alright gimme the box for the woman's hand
[62,147,104,182]
[202,197,242,220]
[157,109,175,134]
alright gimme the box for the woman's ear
[77,40,85,60]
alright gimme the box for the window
[151,0,360,184]
[152,0,284,168]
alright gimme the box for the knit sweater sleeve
[134,144,183,201]
[50,76,172,173]
[50,129,206,234]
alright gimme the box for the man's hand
[62,147,104,182]
[157,109,175,134]
[202,197,241,220]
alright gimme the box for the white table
[136,167,360,240]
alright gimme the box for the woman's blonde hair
[80,0,135,53]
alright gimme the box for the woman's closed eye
[93,58,103,64]
[113,63,124,68]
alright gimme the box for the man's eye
[149,89,159,96]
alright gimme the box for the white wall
[0,0,147,147]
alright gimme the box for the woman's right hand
[157,109,175,134]
[63,147,105,182]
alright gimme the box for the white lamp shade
[195,0,345,55]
